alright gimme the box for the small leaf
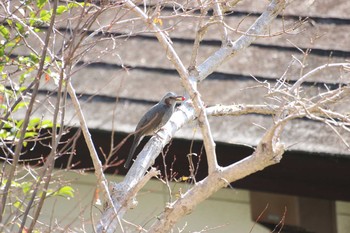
[15,22,25,34]
[56,186,74,198]
[28,117,41,130]
[153,18,163,26]
[0,47,4,57]
[36,0,48,9]
[39,10,51,22]
[29,53,39,63]
[0,25,10,40]
[24,131,37,139]
[13,200,22,210]
[41,119,54,129]
[6,19,13,26]
[13,101,28,112]
[56,5,68,15]
[68,2,90,8]
[21,182,32,194]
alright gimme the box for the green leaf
[21,181,32,194]
[0,104,7,110]
[56,5,68,15]
[11,180,21,188]
[39,9,51,22]
[40,119,54,129]
[6,19,13,26]
[0,129,11,140]
[24,131,37,138]
[29,12,37,26]
[13,101,28,112]
[15,22,25,34]
[1,119,14,128]
[13,200,23,210]
[36,0,48,9]
[28,117,41,130]
[0,47,4,57]
[0,25,10,40]
[29,53,39,63]
[5,41,16,48]
[56,186,74,198]
[67,2,90,9]
[20,73,30,84]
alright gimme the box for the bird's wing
[136,109,163,135]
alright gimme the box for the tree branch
[198,0,286,82]
[206,104,278,117]
[97,102,195,233]
[67,82,122,232]
[99,0,287,231]
[149,123,285,232]
[289,62,350,94]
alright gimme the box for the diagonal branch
[67,82,122,231]
[124,0,219,174]
[148,121,285,233]
[198,0,286,82]
[99,0,287,231]
[206,104,279,116]
[212,0,229,44]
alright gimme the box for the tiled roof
[9,0,350,156]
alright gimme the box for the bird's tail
[124,135,142,169]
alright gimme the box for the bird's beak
[175,96,185,101]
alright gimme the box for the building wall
[35,171,350,232]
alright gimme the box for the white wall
[34,171,350,232]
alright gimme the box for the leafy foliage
[0,0,82,231]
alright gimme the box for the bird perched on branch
[124,92,185,168]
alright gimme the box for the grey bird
[124,92,185,168]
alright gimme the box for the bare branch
[67,82,122,231]
[290,63,350,94]
[212,0,229,44]
[197,0,287,82]
[206,104,278,117]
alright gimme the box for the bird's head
[162,92,185,106]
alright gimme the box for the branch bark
[99,0,287,232]
[67,82,122,232]
[149,124,285,232]
[0,0,56,223]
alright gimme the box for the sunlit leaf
[13,101,29,112]
[29,53,39,63]
[28,117,41,130]
[21,182,33,194]
[56,186,74,198]
[0,25,10,40]
[0,47,4,57]
[24,131,38,139]
[56,5,68,15]
[153,18,163,26]
[68,2,90,8]
[13,201,22,210]
[36,0,48,9]
[15,22,25,34]
[39,10,51,22]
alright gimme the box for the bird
[124,92,185,168]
